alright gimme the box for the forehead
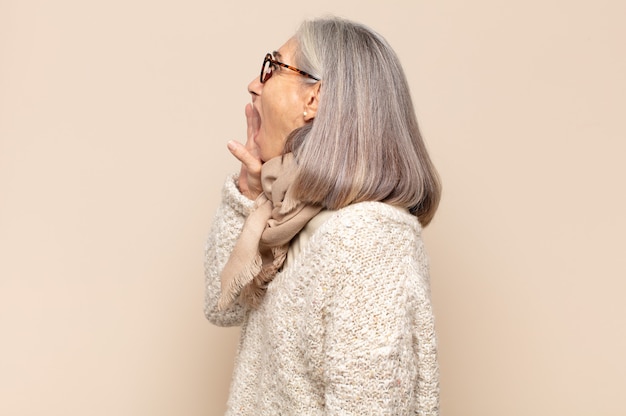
[274,38,297,61]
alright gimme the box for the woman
[205,17,441,415]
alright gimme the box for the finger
[227,140,262,173]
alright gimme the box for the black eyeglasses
[260,53,320,84]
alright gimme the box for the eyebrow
[272,50,282,60]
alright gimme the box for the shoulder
[305,202,431,312]
[319,201,422,244]
[307,202,426,276]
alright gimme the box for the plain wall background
[1,0,624,415]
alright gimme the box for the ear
[303,82,321,122]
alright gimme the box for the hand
[227,103,263,200]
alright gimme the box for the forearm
[204,174,255,326]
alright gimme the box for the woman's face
[247,38,316,162]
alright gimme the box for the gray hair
[288,17,441,226]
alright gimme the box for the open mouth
[250,106,262,143]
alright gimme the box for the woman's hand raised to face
[227,103,263,200]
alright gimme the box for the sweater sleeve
[204,174,255,327]
[319,206,439,415]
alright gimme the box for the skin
[227,38,320,200]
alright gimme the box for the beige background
[1,0,625,415]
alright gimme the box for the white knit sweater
[204,175,439,415]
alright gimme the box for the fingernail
[227,141,237,151]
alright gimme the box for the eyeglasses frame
[260,53,320,84]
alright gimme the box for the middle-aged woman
[204,17,441,415]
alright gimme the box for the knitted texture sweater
[204,175,439,415]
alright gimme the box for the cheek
[256,112,286,161]
[258,99,288,135]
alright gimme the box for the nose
[248,76,262,99]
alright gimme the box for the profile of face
[247,38,320,162]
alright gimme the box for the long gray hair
[288,17,441,226]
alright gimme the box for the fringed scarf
[217,153,322,310]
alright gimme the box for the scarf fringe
[238,245,288,308]
[240,273,268,309]
[217,254,262,311]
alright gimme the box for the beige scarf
[218,153,322,310]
